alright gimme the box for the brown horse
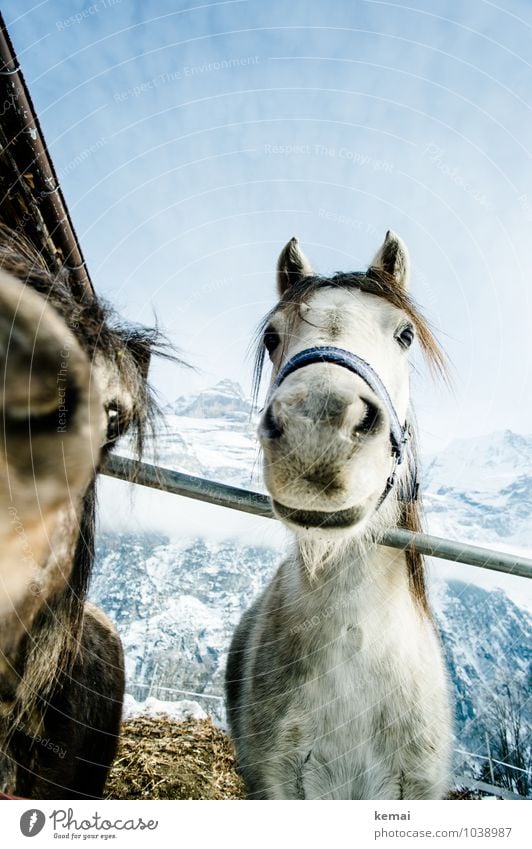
[0,226,166,798]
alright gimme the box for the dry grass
[447,786,482,800]
[106,715,486,801]
[105,715,245,800]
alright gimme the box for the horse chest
[278,595,439,797]
[297,614,419,735]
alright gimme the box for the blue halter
[273,345,418,504]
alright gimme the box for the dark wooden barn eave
[0,12,93,297]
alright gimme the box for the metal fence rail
[451,775,524,801]
[102,454,532,580]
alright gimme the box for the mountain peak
[210,379,246,399]
[425,429,532,494]
[169,380,252,419]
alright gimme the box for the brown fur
[0,227,169,798]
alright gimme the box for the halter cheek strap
[273,345,418,504]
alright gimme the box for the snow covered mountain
[136,380,261,487]
[167,379,252,420]
[92,380,532,784]
[425,430,532,496]
[424,430,532,547]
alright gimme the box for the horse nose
[261,384,384,440]
[352,396,383,440]
[262,401,284,439]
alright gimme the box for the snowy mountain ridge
[166,379,253,420]
[425,429,532,494]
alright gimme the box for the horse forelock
[252,269,447,405]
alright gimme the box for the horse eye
[264,327,280,356]
[106,404,121,442]
[396,324,414,349]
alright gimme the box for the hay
[105,715,484,801]
[105,715,245,800]
[447,786,482,800]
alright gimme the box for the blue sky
[4,0,532,454]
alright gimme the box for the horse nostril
[262,403,283,439]
[353,398,382,439]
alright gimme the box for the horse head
[256,232,443,539]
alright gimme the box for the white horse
[226,231,452,799]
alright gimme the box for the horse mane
[252,268,448,615]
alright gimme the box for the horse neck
[294,531,406,601]
[292,492,430,616]
[9,480,97,733]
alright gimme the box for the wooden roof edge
[0,12,94,297]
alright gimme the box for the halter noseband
[273,345,418,504]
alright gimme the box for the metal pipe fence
[102,454,532,580]
[450,775,524,801]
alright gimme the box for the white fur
[261,286,411,526]
[226,234,452,800]
[252,545,451,799]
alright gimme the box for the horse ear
[277,237,313,295]
[370,230,410,289]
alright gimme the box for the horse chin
[272,498,370,533]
